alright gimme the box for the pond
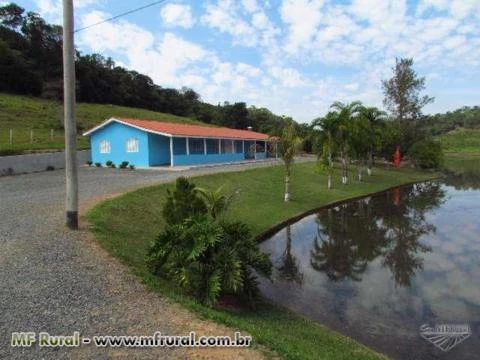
[259,159,480,360]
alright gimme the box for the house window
[206,139,219,154]
[221,139,233,154]
[126,138,139,153]
[188,138,204,154]
[234,140,243,153]
[99,139,110,154]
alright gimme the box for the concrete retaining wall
[0,150,91,175]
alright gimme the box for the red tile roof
[85,117,272,140]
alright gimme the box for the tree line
[279,57,444,200]
[0,3,292,134]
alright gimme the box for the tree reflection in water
[276,226,304,284]
[310,182,445,287]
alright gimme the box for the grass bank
[438,128,480,156]
[87,162,437,360]
[0,93,204,154]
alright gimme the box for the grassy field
[0,93,203,154]
[438,128,480,156]
[87,162,437,360]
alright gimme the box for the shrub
[111,163,116,168]
[95,162,102,167]
[119,161,129,169]
[129,164,135,170]
[147,178,272,306]
[408,139,444,169]
[46,165,55,171]
[162,177,207,225]
[86,160,93,166]
[105,160,113,167]
[146,216,272,307]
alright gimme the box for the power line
[74,0,169,33]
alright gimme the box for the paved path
[0,160,293,360]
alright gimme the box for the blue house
[83,117,277,167]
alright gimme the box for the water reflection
[259,161,480,360]
[308,183,443,287]
[443,158,480,190]
[276,226,304,284]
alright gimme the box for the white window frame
[99,139,111,154]
[126,138,139,153]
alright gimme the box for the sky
[10,0,480,123]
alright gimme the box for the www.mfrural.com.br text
[11,331,252,348]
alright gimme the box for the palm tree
[312,112,339,189]
[330,101,362,184]
[360,106,386,176]
[279,123,301,201]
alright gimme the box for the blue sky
[11,0,480,122]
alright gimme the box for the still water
[259,160,480,360]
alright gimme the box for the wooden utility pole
[63,0,78,229]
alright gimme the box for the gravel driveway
[0,160,290,360]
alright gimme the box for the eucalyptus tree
[330,101,363,184]
[279,123,301,202]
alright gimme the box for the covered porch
[167,136,278,166]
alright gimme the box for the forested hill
[419,106,480,136]
[0,3,292,134]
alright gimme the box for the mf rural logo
[420,324,471,352]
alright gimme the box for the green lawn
[0,93,205,154]
[87,162,437,360]
[438,128,480,156]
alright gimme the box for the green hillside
[0,93,205,154]
[438,128,480,156]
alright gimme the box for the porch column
[242,140,245,153]
[265,141,267,157]
[169,136,174,167]
[204,138,207,155]
[218,139,221,154]
[254,141,256,159]
[231,140,234,154]
[186,137,189,155]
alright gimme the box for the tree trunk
[367,151,373,176]
[341,156,348,184]
[327,173,332,189]
[358,165,363,181]
[284,174,290,202]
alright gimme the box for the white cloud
[269,66,310,88]
[160,3,194,28]
[280,0,324,53]
[344,83,360,92]
[35,0,100,23]
[78,11,154,53]
[201,0,257,46]
[241,0,259,13]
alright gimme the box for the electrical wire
[74,0,169,33]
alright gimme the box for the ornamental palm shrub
[146,216,272,307]
[147,177,272,307]
[195,185,235,219]
[163,177,207,225]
